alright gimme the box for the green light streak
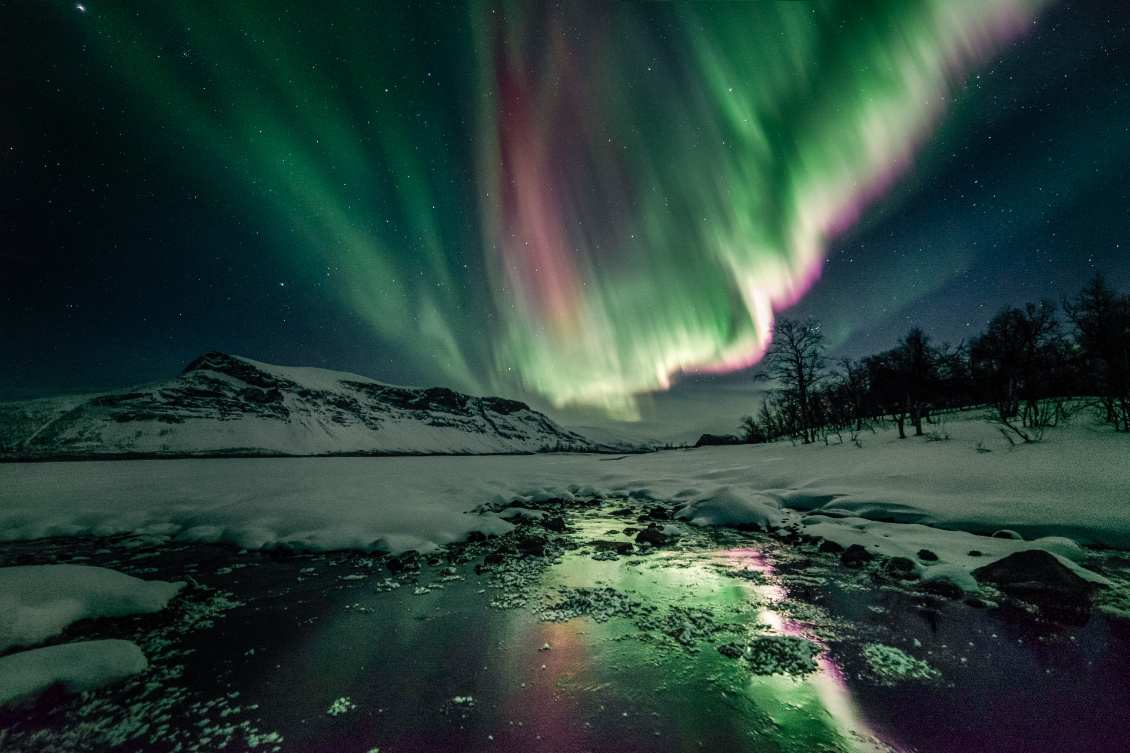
[68,1,1049,414]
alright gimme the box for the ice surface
[0,639,147,705]
[0,565,186,653]
[0,414,1127,566]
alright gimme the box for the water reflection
[283,528,899,752]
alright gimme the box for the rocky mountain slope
[0,352,635,459]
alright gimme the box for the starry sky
[2,0,1128,440]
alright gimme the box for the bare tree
[1064,274,1130,431]
[757,318,826,444]
[970,300,1065,429]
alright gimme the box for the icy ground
[0,498,1128,752]
[2,411,1127,566]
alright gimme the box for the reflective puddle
[1,501,1128,753]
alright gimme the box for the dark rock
[635,526,670,547]
[971,549,1097,598]
[841,544,874,569]
[917,549,939,562]
[517,537,548,558]
[801,534,822,545]
[560,540,579,551]
[543,517,567,532]
[466,531,487,543]
[717,643,743,659]
[967,550,982,557]
[694,434,742,448]
[482,552,506,567]
[615,542,635,555]
[920,579,964,599]
[883,556,917,577]
[734,522,763,533]
[818,540,845,555]
[610,508,634,517]
[386,555,406,574]
[965,596,988,608]
[623,528,640,536]
[647,506,671,520]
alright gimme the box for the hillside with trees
[742,274,1130,444]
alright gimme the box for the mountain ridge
[0,352,646,460]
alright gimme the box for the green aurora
[64,0,1050,417]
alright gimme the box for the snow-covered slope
[0,352,624,459]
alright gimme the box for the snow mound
[675,487,785,529]
[920,564,979,593]
[0,639,147,706]
[0,565,186,653]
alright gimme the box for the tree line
[742,273,1130,444]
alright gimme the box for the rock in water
[971,550,1095,597]
[635,525,670,548]
[972,549,1099,622]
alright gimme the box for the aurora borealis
[3,1,1128,426]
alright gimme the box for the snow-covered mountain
[0,352,636,459]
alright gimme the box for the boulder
[818,540,845,555]
[917,549,939,562]
[920,579,964,599]
[971,550,1096,598]
[542,517,567,532]
[841,544,874,569]
[883,556,917,578]
[635,525,670,548]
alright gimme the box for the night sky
[2,1,1128,439]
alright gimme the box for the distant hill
[0,352,644,460]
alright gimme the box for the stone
[735,522,763,533]
[971,550,1096,598]
[917,549,939,562]
[919,579,963,599]
[841,544,874,569]
[967,550,982,557]
[517,537,547,558]
[818,540,845,554]
[883,556,917,576]
[542,517,567,532]
[635,526,670,548]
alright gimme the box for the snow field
[0,413,1126,577]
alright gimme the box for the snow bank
[0,639,147,705]
[0,414,1127,560]
[0,565,186,653]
